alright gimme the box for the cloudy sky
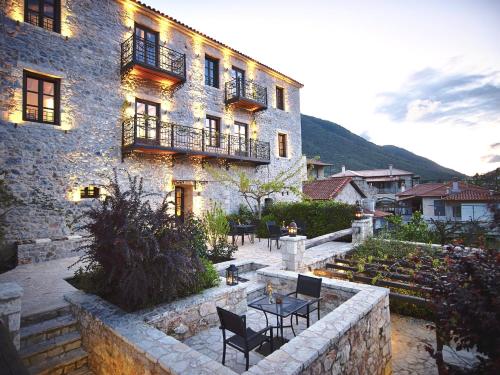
[148,0,500,176]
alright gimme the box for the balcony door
[135,24,158,67]
[234,122,248,156]
[175,186,185,220]
[135,99,159,144]
[231,67,245,97]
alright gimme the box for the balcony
[122,116,271,165]
[120,35,186,84]
[225,78,267,112]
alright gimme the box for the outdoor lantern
[355,201,364,220]
[288,221,298,237]
[226,264,239,286]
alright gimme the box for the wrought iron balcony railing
[120,35,186,82]
[225,78,268,111]
[122,116,271,164]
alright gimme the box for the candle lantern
[288,221,298,237]
[226,264,238,286]
[355,201,364,220]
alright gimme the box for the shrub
[227,204,256,224]
[194,258,221,292]
[265,200,355,238]
[256,214,277,238]
[202,203,237,262]
[383,211,436,243]
[73,172,207,311]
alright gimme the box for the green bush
[202,203,237,262]
[226,204,256,225]
[265,201,355,238]
[384,212,436,243]
[256,214,277,238]
[195,258,221,292]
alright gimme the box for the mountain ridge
[301,114,466,181]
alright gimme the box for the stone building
[0,0,304,243]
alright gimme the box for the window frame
[205,116,221,147]
[276,86,285,110]
[22,70,61,125]
[24,0,61,33]
[278,132,288,158]
[205,55,219,88]
[433,200,445,217]
[80,186,100,199]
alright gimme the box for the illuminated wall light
[123,0,137,29]
[8,3,23,23]
[68,187,81,203]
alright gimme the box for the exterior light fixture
[226,264,239,286]
[354,201,364,220]
[288,221,297,237]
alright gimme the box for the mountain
[470,168,500,191]
[301,114,467,182]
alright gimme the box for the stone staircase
[19,305,93,375]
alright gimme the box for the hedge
[259,201,356,238]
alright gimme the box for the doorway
[135,99,159,143]
[135,24,158,67]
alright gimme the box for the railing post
[133,115,137,143]
[171,123,175,148]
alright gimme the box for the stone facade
[281,235,306,272]
[352,217,374,245]
[0,282,23,349]
[0,0,304,243]
[16,235,86,264]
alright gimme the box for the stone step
[27,347,88,375]
[22,304,71,326]
[20,330,82,367]
[21,314,77,347]
[67,365,94,375]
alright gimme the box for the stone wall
[248,269,392,375]
[0,282,23,349]
[140,282,247,341]
[66,290,236,375]
[0,0,303,243]
[16,236,87,264]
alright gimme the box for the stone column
[281,235,307,272]
[0,282,23,349]
[352,217,374,245]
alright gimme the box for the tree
[206,158,305,219]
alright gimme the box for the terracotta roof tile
[303,177,359,200]
[398,182,498,202]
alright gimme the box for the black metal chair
[216,307,273,371]
[295,219,307,237]
[287,274,322,328]
[267,224,283,251]
[265,221,276,248]
[228,221,240,245]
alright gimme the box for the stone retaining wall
[17,236,87,264]
[139,283,247,341]
[66,291,235,375]
[0,282,23,349]
[249,269,392,375]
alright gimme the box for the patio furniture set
[217,274,322,371]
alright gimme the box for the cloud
[359,131,371,141]
[481,143,500,164]
[377,68,500,126]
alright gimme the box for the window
[25,0,61,32]
[433,200,445,217]
[23,71,60,125]
[134,24,159,67]
[135,99,160,141]
[278,133,288,158]
[234,122,248,154]
[80,186,100,199]
[231,67,245,96]
[276,86,285,110]
[205,56,219,88]
[452,205,462,218]
[205,116,220,147]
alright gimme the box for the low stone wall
[66,291,235,375]
[17,236,87,264]
[0,282,23,349]
[139,283,247,341]
[248,269,392,375]
[305,228,353,249]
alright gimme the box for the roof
[397,181,499,202]
[129,0,303,87]
[365,210,393,218]
[330,168,415,178]
[306,158,333,167]
[303,177,366,200]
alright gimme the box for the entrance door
[231,67,245,97]
[135,99,159,143]
[135,24,158,67]
[175,186,185,219]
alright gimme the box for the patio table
[248,293,309,352]
[235,224,256,245]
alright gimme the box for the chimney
[389,164,393,176]
[341,165,346,175]
[451,177,460,193]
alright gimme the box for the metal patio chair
[287,274,323,328]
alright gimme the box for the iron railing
[121,34,186,80]
[122,116,271,162]
[225,78,267,107]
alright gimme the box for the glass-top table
[248,293,309,352]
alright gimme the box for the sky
[148,0,500,176]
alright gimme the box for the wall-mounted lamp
[65,35,69,41]
[16,20,20,26]
[13,123,18,128]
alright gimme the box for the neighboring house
[306,158,333,180]
[303,177,366,204]
[331,165,419,212]
[396,181,500,222]
[0,0,303,242]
